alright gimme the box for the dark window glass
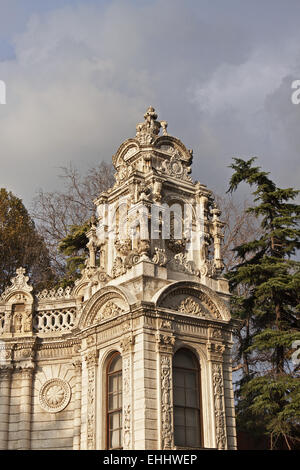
[173,349,202,448]
[107,353,122,449]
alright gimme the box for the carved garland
[122,355,131,449]
[160,355,173,449]
[85,351,98,450]
[212,363,227,450]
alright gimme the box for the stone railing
[33,307,77,334]
[35,286,73,301]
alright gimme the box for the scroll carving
[212,363,227,450]
[160,355,173,449]
[85,351,98,450]
[177,297,205,317]
[122,353,132,449]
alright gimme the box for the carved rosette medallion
[212,363,227,450]
[39,378,71,413]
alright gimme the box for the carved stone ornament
[177,297,206,317]
[158,150,192,182]
[166,237,188,254]
[7,267,33,294]
[96,300,125,322]
[115,163,134,185]
[160,355,173,449]
[159,319,172,330]
[152,247,168,266]
[120,333,135,353]
[123,404,131,448]
[111,256,127,278]
[135,106,163,145]
[156,333,175,347]
[159,285,225,320]
[212,363,227,450]
[0,350,11,361]
[122,355,132,449]
[36,286,72,300]
[39,378,71,413]
[168,252,194,274]
[76,265,110,288]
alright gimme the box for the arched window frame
[106,352,123,450]
[172,348,203,448]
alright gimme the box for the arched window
[173,348,202,448]
[106,353,122,449]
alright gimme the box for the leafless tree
[215,194,264,377]
[31,162,115,275]
[215,194,263,272]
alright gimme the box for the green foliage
[0,188,55,292]
[58,221,90,284]
[227,158,300,449]
[238,375,300,449]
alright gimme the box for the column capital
[156,332,175,354]
[84,349,98,368]
[207,342,225,362]
[72,359,82,371]
[120,333,135,354]
[0,364,13,378]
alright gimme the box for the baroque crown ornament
[135,106,168,144]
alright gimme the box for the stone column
[156,332,175,450]
[72,360,82,450]
[120,333,135,450]
[84,350,98,450]
[0,365,13,449]
[17,364,35,450]
[207,334,227,450]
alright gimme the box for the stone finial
[136,106,167,144]
[144,106,158,127]
[4,267,33,295]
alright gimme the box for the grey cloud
[0,0,299,207]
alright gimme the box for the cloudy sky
[0,0,300,209]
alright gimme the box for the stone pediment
[112,139,140,169]
[77,285,135,329]
[0,267,33,304]
[153,281,230,321]
[154,135,193,164]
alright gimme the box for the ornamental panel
[39,378,71,413]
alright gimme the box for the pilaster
[0,364,13,449]
[72,359,82,450]
[15,363,35,450]
[120,332,135,450]
[84,348,98,450]
[207,333,227,450]
[156,331,175,450]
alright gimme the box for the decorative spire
[136,106,168,144]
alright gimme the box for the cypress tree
[227,158,300,449]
